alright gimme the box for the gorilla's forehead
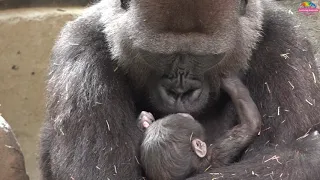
[124,0,240,54]
[100,0,263,58]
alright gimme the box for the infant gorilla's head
[139,112,208,180]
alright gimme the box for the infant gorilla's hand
[137,111,155,131]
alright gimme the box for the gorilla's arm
[39,13,142,180]
[187,8,320,180]
[188,137,320,180]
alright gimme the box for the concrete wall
[0,0,96,9]
[0,8,83,179]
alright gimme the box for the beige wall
[0,8,83,179]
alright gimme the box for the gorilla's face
[103,0,262,114]
[143,51,226,113]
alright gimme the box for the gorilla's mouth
[159,86,202,105]
[153,83,209,113]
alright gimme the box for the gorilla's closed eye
[139,49,226,71]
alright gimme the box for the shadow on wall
[0,0,98,9]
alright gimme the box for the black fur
[39,0,320,180]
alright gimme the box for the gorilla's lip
[157,86,207,113]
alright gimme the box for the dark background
[0,0,99,9]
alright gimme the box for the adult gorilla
[39,0,320,179]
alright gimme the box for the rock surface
[0,116,29,180]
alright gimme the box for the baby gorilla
[137,76,262,180]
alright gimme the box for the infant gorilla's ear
[192,139,207,158]
[137,111,155,131]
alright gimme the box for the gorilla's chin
[151,85,210,114]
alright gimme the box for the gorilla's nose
[159,75,203,104]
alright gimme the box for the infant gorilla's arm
[207,76,262,167]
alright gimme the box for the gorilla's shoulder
[51,4,109,64]
[261,1,300,39]
[55,2,113,47]
[251,1,314,69]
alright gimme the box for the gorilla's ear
[192,139,207,158]
[120,0,130,10]
[240,0,248,15]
